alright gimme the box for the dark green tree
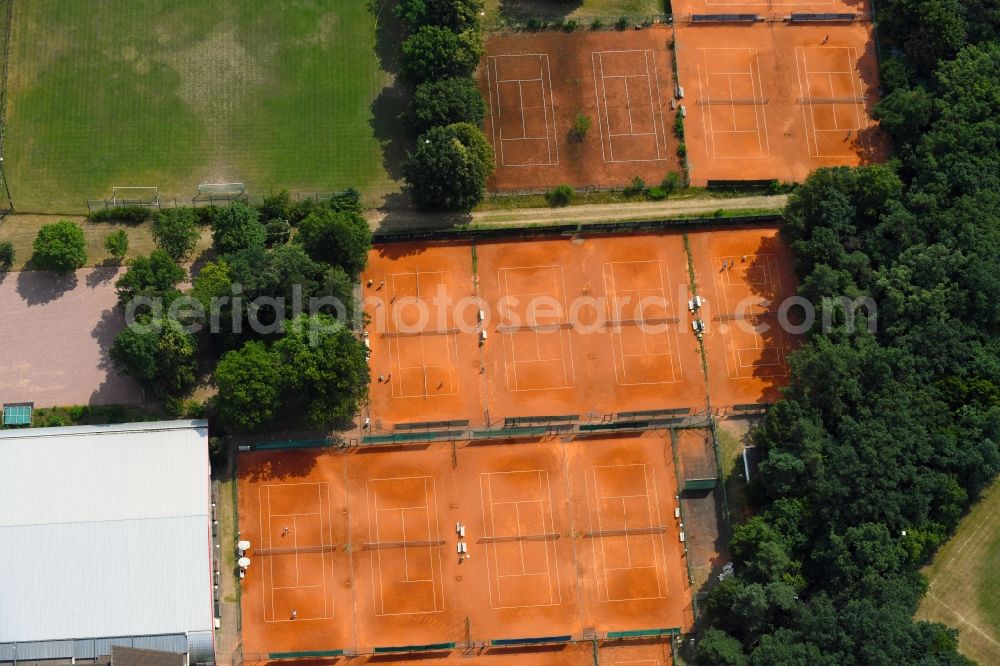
[210,202,265,254]
[215,340,283,432]
[396,0,483,31]
[400,26,483,86]
[31,221,87,274]
[0,240,14,271]
[273,314,370,426]
[152,208,201,261]
[109,316,198,398]
[297,208,372,277]
[115,250,186,310]
[410,77,487,133]
[402,122,495,210]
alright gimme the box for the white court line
[603,261,680,385]
[498,265,573,391]
[699,48,769,159]
[588,464,667,601]
[488,54,558,167]
[480,470,561,608]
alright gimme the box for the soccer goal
[193,182,247,206]
[111,186,159,207]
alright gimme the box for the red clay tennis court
[237,433,693,659]
[671,0,869,17]
[480,26,682,192]
[476,234,706,424]
[361,243,484,430]
[674,19,886,185]
[688,227,801,408]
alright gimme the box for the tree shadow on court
[733,233,801,404]
[855,124,891,165]
[240,447,323,482]
[15,269,79,306]
[85,263,120,289]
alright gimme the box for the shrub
[547,184,574,207]
[259,190,292,222]
[673,112,685,139]
[646,186,667,200]
[0,240,14,271]
[662,172,683,194]
[87,206,155,224]
[569,113,592,141]
[265,218,291,247]
[677,142,687,158]
[115,250,186,310]
[31,221,87,274]
[552,17,564,30]
[104,230,129,262]
[527,18,543,31]
[564,19,578,32]
[615,16,629,30]
[591,18,603,30]
[624,176,647,196]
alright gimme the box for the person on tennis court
[291,610,297,620]
[282,527,290,536]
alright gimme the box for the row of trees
[106,192,372,433]
[694,4,999,664]
[393,0,495,210]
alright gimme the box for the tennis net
[605,317,680,327]
[698,97,768,105]
[254,543,338,556]
[583,526,667,538]
[361,539,446,550]
[496,321,573,334]
[797,96,868,105]
[384,328,460,338]
[479,532,561,544]
[714,311,773,322]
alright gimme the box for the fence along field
[3,0,395,213]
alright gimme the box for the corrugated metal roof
[0,420,213,643]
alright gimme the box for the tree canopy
[400,26,483,86]
[152,208,201,261]
[115,250,186,311]
[402,122,495,210]
[109,316,198,399]
[31,221,87,274]
[694,7,1000,663]
[210,202,265,254]
[296,208,372,278]
[410,77,487,134]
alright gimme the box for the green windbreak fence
[254,438,331,450]
[606,628,680,640]
[362,430,462,445]
[373,642,456,653]
[268,650,345,659]
[490,635,573,647]
[472,426,550,440]
[684,478,718,491]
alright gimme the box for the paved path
[367,194,788,231]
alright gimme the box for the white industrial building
[0,420,214,665]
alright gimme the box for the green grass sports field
[917,478,1000,664]
[4,0,396,213]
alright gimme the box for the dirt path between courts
[367,194,788,232]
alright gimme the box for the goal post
[193,182,247,206]
[111,186,159,207]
